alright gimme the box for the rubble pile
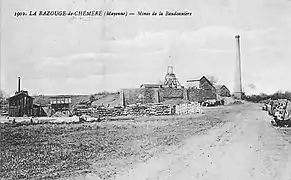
[73,105,92,116]
[49,101,205,121]
[91,106,124,118]
[51,111,71,117]
[175,102,203,115]
[122,103,173,116]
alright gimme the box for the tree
[0,90,8,102]
[206,75,218,85]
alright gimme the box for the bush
[245,91,291,103]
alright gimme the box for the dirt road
[3,103,291,180]
[106,103,291,180]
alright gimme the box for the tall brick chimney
[233,35,243,99]
[18,77,21,93]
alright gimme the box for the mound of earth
[91,93,121,107]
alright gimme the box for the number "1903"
[14,11,28,17]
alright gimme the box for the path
[110,103,291,180]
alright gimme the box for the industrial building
[49,96,72,116]
[8,77,34,117]
[186,76,216,91]
[163,66,182,88]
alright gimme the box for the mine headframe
[163,66,182,88]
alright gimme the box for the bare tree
[0,90,8,101]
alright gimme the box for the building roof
[215,85,230,91]
[215,85,223,89]
[49,95,71,98]
[33,103,41,107]
[187,76,209,82]
[140,84,162,88]
[187,76,215,88]
[186,79,200,82]
[9,91,33,101]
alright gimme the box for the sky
[1,0,291,96]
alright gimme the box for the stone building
[186,76,216,91]
[215,85,231,97]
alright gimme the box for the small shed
[33,103,47,117]
[215,85,231,97]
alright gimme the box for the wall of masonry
[187,89,217,102]
[121,88,217,106]
[122,88,158,105]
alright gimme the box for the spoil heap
[175,102,203,115]
[91,106,124,118]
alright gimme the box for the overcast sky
[1,0,291,96]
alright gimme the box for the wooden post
[183,89,189,101]
[120,89,125,107]
[155,89,160,103]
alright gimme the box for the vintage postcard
[1,0,291,180]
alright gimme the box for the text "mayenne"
[35,10,129,17]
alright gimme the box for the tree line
[245,91,291,103]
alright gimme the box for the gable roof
[200,76,215,89]
[186,79,200,82]
[215,85,230,91]
[9,91,33,101]
[186,76,215,89]
[215,85,223,89]
[186,76,203,82]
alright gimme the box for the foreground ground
[0,106,228,180]
[1,103,291,180]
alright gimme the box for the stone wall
[122,88,158,105]
[122,88,217,105]
[188,89,217,102]
[158,88,184,102]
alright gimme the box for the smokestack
[18,77,21,93]
[234,35,243,99]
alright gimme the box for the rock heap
[175,102,203,115]
[122,103,173,116]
